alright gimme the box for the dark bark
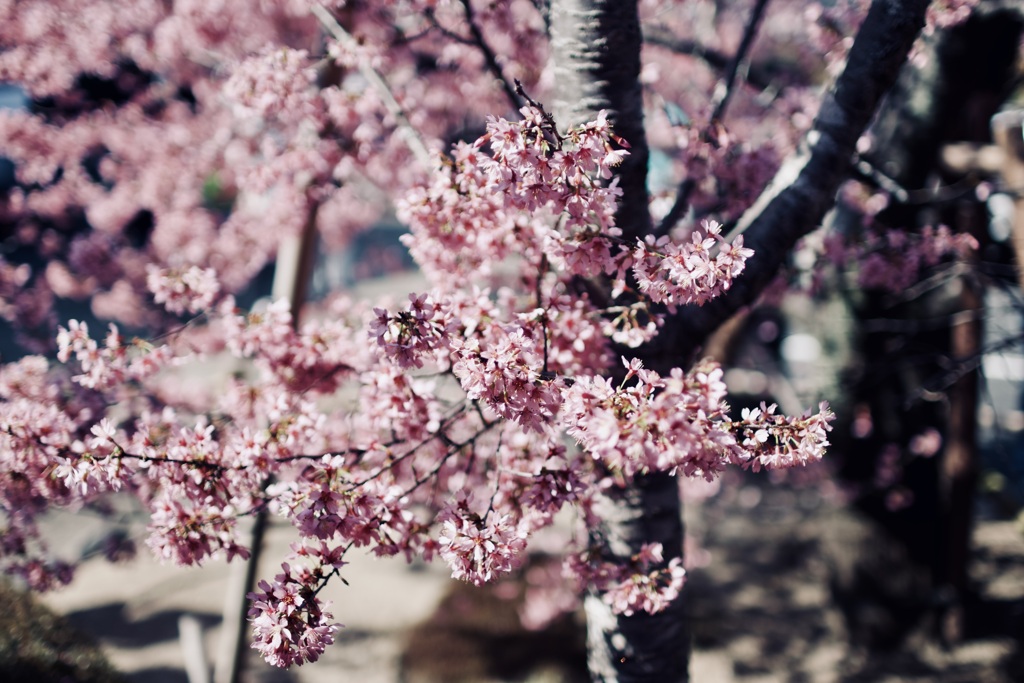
[582,473,688,682]
[548,0,933,679]
[652,0,931,369]
[550,2,687,681]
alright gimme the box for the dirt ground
[39,477,1024,683]
[401,480,1024,683]
[682,482,1024,683]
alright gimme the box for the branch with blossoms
[310,4,433,167]
[655,0,931,367]
[0,102,833,670]
[653,0,773,239]
[567,541,686,617]
[247,542,346,668]
[819,223,979,294]
[398,103,756,309]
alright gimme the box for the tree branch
[643,27,774,92]
[652,0,931,370]
[311,4,433,167]
[709,0,772,125]
[653,0,772,238]
[459,0,523,112]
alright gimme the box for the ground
[30,475,1024,683]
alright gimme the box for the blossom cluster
[371,293,453,369]
[562,359,735,480]
[400,110,757,317]
[396,108,630,288]
[823,224,979,292]
[56,320,174,391]
[451,327,563,433]
[224,47,321,125]
[567,542,686,617]
[146,264,222,315]
[632,220,754,309]
[438,504,529,586]
[247,557,341,668]
[731,402,836,472]
[565,359,834,481]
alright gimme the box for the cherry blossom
[820,223,979,293]
[5,0,972,671]
[247,561,340,668]
[438,505,529,586]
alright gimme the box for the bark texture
[550,0,651,244]
[548,0,931,679]
[550,2,687,681]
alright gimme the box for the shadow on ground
[0,579,125,683]
[63,603,302,683]
[686,482,1024,683]
[399,481,1024,683]
[66,604,220,646]
[400,561,588,683]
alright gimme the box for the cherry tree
[0,0,990,680]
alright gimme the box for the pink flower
[438,508,528,586]
[248,562,340,668]
[631,220,753,310]
[602,557,686,617]
[146,264,221,315]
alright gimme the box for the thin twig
[906,331,1024,407]
[342,403,469,492]
[311,4,432,166]
[422,7,476,45]
[654,0,772,239]
[459,0,522,112]
[654,178,696,239]
[709,0,772,125]
[514,80,561,145]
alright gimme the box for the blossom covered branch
[0,101,837,667]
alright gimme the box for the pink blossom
[733,402,835,471]
[632,220,753,309]
[247,562,340,668]
[146,264,221,315]
[438,507,528,586]
[602,557,686,617]
[566,542,686,617]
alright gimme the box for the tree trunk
[550,0,651,244]
[548,0,931,679]
[550,3,688,681]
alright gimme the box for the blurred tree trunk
[827,2,1023,647]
